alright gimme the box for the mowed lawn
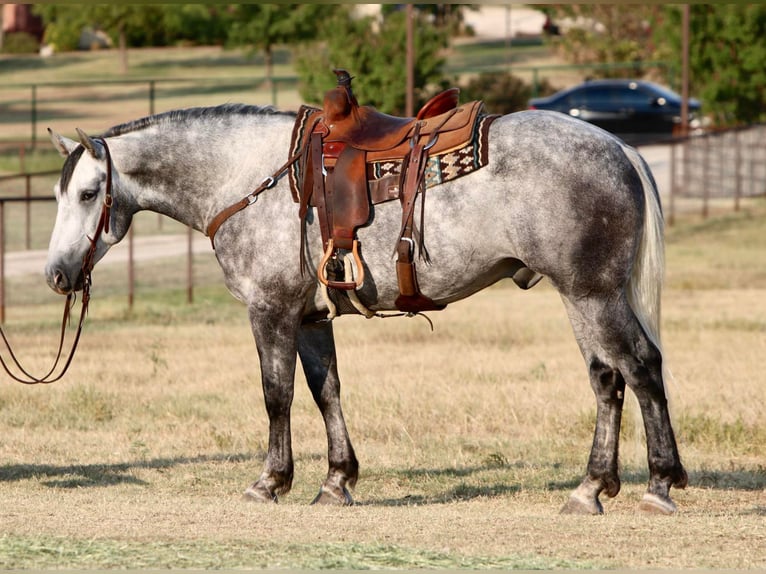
[1,46,764,570]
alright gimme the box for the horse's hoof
[560,493,604,515]
[638,492,677,515]
[242,482,278,504]
[311,485,354,506]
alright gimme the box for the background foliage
[655,4,766,125]
[293,7,448,113]
[546,4,766,125]
[17,4,766,124]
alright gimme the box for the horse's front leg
[297,320,359,505]
[243,301,302,503]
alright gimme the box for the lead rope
[0,137,112,384]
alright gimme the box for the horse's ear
[48,128,79,157]
[75,128,105,159]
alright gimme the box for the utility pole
[406,4,414,118]
[681,4,690,136]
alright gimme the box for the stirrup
[318,238,365,291]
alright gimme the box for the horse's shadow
[0,452,254,489]
[363,462,766,507]
[3,454,763,508]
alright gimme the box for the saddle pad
[288,105,321,200]
[367,112,497,203]
[288,104,498,204]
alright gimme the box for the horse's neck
[111,117,292,232]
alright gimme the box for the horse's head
[46,128,131,294]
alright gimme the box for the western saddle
[297,69,489,313]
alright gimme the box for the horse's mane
[100,103,296,138]
[58,104,295,193]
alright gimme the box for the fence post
[734,130,741,212]
[149,80,156,116]
[31,84,38,150]
[702,135,709,218]
[669,142,676,226]
[187,226,193,304]
[0,202,4,324]
[25,174,32,249]
[128,225,135,309]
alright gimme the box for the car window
[617,85,654,106]
[571,86,612,108]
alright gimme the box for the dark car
[528,79,701,144]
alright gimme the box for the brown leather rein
[0,138,113,384]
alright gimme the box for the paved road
[3,145,671,279]
[4,232,213,278]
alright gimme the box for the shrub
[1,32,40,54]
[458,71,558,115]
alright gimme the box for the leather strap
[0,136,115,384]
[309,131,331,249]
[206,150,304,249]
[394,126,445,313]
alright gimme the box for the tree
[546,4,664,78]
[544,4,766,125]
[656,5,766,125]
[226,4,338,91]
[294,7,448,114]
[33,5,229,70]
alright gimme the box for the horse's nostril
[51,270,70,293]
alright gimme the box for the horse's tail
[622,145,665,356]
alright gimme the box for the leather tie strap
[206,150,304,249]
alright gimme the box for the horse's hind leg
[561,355,626,515]
[561,295,687,515]
[297,320,359,505]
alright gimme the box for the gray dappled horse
[46,104,687,514]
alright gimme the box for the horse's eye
[80,190,98,202]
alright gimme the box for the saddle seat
[322,86,461,153]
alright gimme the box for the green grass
[0,148,62,173]
[1,45,296,85]
[0,536,589,570]
[445,39,551,73]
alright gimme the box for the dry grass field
[1,44,764,571]
[0,197,764,569]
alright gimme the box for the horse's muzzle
[46,266,84,295]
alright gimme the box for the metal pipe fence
[0,76,300,149]
[0,180,199,324]
[668,123,766,223]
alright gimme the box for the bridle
[0,138,113,384]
